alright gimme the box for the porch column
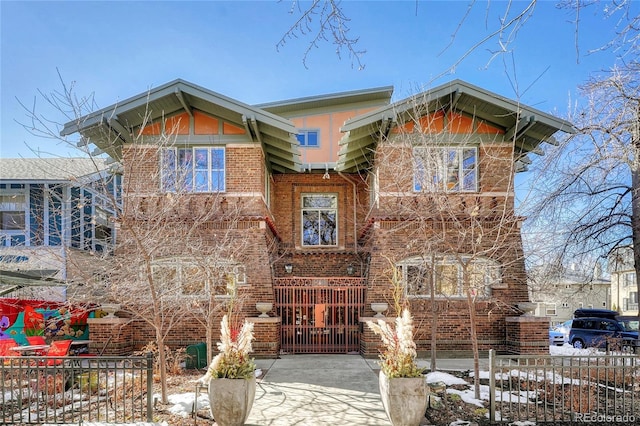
[246,317,281,358]
[505,316,550,355]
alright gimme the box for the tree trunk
[632,107,640,317]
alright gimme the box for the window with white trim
[545,303,557,316]
[397,255,500,298]
[414,147,478,192]
[296,130,320,147]
[623,272,635,287]
[301,194,337,246]
[150,258,245,298]
[0,189,26,231]
[161,147,225,192]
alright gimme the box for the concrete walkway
[247,355,390,425]
[246,355,485,426]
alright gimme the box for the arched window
[397,255,501,298]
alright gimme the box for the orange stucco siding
[393,111,505,135]
[292,106,380,165]
[194,111,219,134]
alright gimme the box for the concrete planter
[208,376,256,426]
[378,371,428,426]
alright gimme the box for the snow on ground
[56,345,611,425]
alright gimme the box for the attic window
[297,130,319,147]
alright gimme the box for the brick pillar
[505,316,550,355]
[246,317,280,358]
[359,316,392,357]
[87,317,133,355]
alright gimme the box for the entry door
[274,278,366,354]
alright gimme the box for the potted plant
[197,314,256,426]
[367,309,428,426]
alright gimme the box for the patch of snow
[426,371,469,386]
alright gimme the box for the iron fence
[489,349,640,424]
[0,353,153,424]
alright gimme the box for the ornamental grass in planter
[367,309,428,426]
[198,315,256,426]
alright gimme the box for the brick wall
[104,122,535,358]
[86,317,133,355]
[505,316,550,354]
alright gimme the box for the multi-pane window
[0,192,26,231]
[399,255,499,298]
[296,130,319,147]
[161,147,225,192]
[414,147,477,192]
[545,304,557,316]
[151,258,245,298]
[301,194,337,246]
[623,272,635,287]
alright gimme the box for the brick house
[62,79,574,357]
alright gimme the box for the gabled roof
[0,158,110,183]
[60,79,302,173]
[256,86,394,116]
[335,79,577,173]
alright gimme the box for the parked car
[568,317,639,353]
[549,326,565,346]
[573,308,618,319]
[617,315,639,332]
[550,320,572,345]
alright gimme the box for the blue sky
[0,1,632,159]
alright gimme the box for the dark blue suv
[569,314,639,353]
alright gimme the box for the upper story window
[623,272,635,287]
[161,147,225,192]
[301,194,337,247]
[0,191,26,231]
[297,130,320,147]
[414,147,478,192]
[398,255,500,298]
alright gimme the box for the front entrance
[274,277,366,354]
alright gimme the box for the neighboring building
[609,246,639,315]
[529,263,610,325]
[0,158,120,301]
[61,79,575,356]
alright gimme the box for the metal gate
[274,277,366,354]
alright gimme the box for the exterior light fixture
[284,264,293,274]
[346,265,355,275]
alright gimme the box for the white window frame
[301,193,338,247]
[623,272,635,287]
[545,303,557,316]
[413,146,478,192]
[398,255,500,299]
[0,186,29,246]
[296,129,320,147]
[160,147,225,193]
[150,257,245,299]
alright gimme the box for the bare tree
[363,96,528,399]
[279,1,638,75]
[16,75,257,403]
[526,65,640,316]
[277,0,365,69]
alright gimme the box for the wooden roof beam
[174,89,193,118]
[505,116,535,142]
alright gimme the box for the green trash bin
[185,342,207,369]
